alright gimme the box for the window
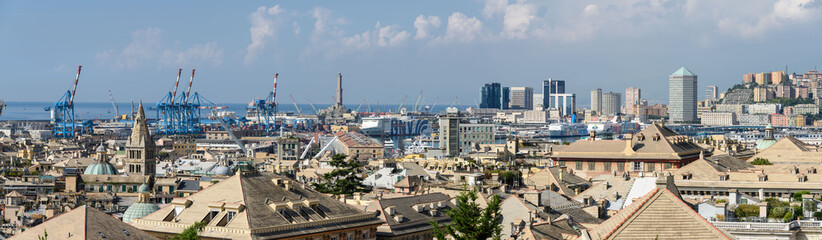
[617,162,625,171]
[646,162,655,172]
[631,162,642,172]
[330,236,338,240]
[362,230,370,239]
[575,162,582,170]
[347,233,354,240]
[604,162,611,171]
[664,163,672,169]
[588,162,596,171]
[558,161,566,167]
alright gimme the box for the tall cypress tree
[432,189,502,240]
[312,154,367,195]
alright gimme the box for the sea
[0,101,472,121]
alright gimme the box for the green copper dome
[84,162,119,175]
[138,183,150,193]
[122,202,160,223]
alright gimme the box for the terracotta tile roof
[583,188,732,240]
[9,206,158,240]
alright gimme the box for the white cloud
[293,21,301,36]
[245,5,285,65]
[583,4,599,16]
[437,12,484,43]
[377,23,411,47]
[161,42,224,67]
[95,27,223,70]
[716,0,822,37]
[501,0,536,39]
[95,27,163,70]
[310,7,346,42]
[483,0,508,18]
[341,23,410,50]
[414,15,441,40]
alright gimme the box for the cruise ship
[360,116,431,137]
[546,123,589,137]
[587,118,641,135]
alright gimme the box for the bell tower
[125,102,156,176]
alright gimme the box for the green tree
[312,154,367,195]
[431,189,502,240]
[734,204,760,218]
[170,221,206,240]
[751,158,773,165]
[794,191,811,201]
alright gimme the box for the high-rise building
[551,93,576,117]
[543,78,565,109]
[533,94,544,110]
[480,82,502,109]
[705,85,718,101]
[502,87,510,110]
[771,71,786,85]
[591,88,602,114]
[509,87,533,110]
[602,92,621,116]
[624,87,641,114]
[755,72,771,85]
[669,67,698,123]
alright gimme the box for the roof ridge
[662,189,732,240]
[601,188,659,240]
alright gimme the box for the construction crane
[428,98,438,112]
[355,98,366,112]
[448,97,459,108]
[366,98,372,113]
[211,109,248,155]
[413,91,423,112]
[306,99,319,114]
[108,90,120,119]
[289,94,302,115]
[52,65,83,137]
[397,95,408,112]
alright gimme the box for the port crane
[156,69,214,135]
[413,91,423,112]
[51,65,85,137]
[247,73,279,132]
[306,99,319,114]
[108,90,121,119]
[289,94,302,115]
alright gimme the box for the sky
[2,0,822,108]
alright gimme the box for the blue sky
[2,0,822,107]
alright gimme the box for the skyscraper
[543,78,565,109]
[669,67,698,123]
[705,85,718,101]
[480,82,502,109]
[509,87,534,110]
[602,92,621,116]
[552,93,576,117]
[502,87,510,110]
[625,87,641,114]
[591,88,602,114]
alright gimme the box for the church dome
[138,183,150,193]
[212,166,233,176]
[84,162,119,175]
[122,202,160,223]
